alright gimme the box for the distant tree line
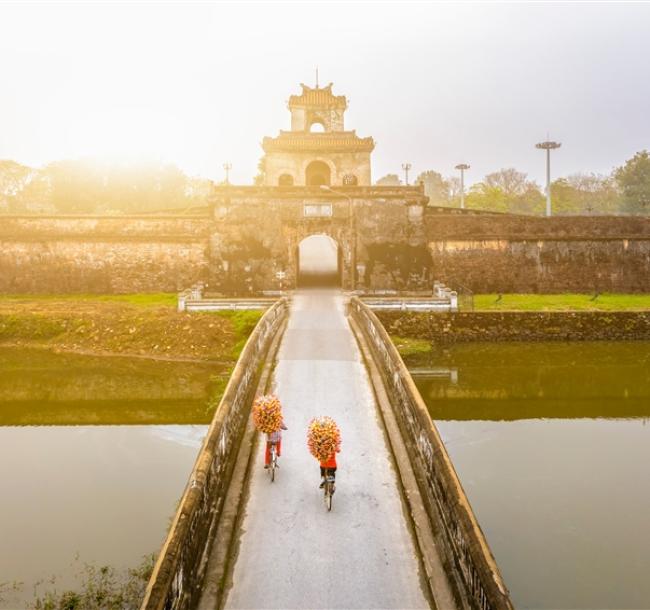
[376,150,650,215]
[0,159,214,214]
[3,150,649,215]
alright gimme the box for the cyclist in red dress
[264,421,287,469]
[319,448,340,488]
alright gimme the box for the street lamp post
[455,163,470,209]
[535,141,561,217]
[222,162,232,184]
[401,163,412,186]
[320,185,356,291]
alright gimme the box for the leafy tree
[185,176,214,205]
[0,160,34,210]
[465,184,511,213]
[17,170,52,212]
[465,168,543,214]
[484,167,529,197]
[551,173,620,215]
[0,158,201,214]
[41,160,191,213]
[615,150,650,213]
[415,170,449,206]
[375,173,401,186]
[45,160,99,213]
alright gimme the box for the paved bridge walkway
[221,290,430,609]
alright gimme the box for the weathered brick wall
[0,215,210,293]
[424,212,650,292]
[0,240,207,293]
[0,215,211,238]
[0,196,649,294]
[377,310,650,342]
[425,210,650,238]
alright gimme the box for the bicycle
[322,468,336,511]
[268,441,278,482]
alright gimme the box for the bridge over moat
[141,291,513,610]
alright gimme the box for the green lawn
[390,335,433,357]
[0,292,177,307]
[473,293,650,311]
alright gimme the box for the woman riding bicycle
[319,447,340,488]
[264,420,287,469]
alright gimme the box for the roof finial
[316,66,319,88]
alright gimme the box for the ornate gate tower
[261,83,375,187]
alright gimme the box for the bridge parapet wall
[349,297,514,610]
[141,298,289,610]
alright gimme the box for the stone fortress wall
[0,215,210,293]
[425,211,650,293]
[0,195,648,294]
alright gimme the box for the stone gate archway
[296,234,342,287]
[288,221,355,290]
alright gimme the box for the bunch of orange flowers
[307,416,341,462]
[252,394,283,434]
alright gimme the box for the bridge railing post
[449,291,458,312]
[178,289,190,312]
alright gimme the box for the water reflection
[0,348,215,608]
[0,348,224,425]
[0,425,207,608]
[413,341,650,420]
[410,341,650,609]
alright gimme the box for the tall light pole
[455,163,470,209]
[320,185,356,291]
[535,141,561,216]
[222,162,232,184]
[401,163,412,186]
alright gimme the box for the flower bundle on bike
[307,416,341,462]
[252,394,284,434]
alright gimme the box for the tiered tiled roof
[288,83,347,109]
[262,131,375,153]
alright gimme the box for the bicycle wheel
[270,446,276,482]
[325,482,332,511]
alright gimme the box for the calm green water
[0,348,216,608]
[411,341,650,610]
[0,347,226,425]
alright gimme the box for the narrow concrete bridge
[141,291,513,610]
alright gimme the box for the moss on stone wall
[378,310,650,343]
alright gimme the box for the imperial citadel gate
[208,184,430,293]
[207,82,430,292]
[2,82,649,295]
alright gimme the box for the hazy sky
[1,1,649,187]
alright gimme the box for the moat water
[0,348,216,608]
[410,341,650,610]
[3,343,650,608]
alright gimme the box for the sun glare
[64,107,182,164]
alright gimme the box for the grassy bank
[0,294,263,362]
[0,295,266,425]
[390,335,433,358]
[0,292,177,307]
[473,293,650,311]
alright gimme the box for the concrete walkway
[223,290,430,610]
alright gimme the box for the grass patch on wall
[215,310,264,359]
[0,292,177,307]
[390,335,433,358]
[474,293,650,311]
[0,295,266,362]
